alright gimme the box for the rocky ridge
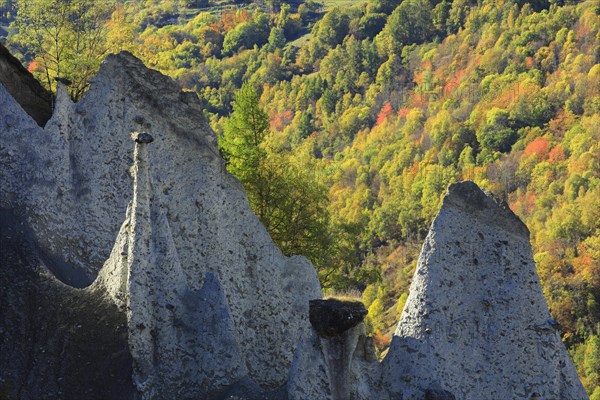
[383,181,588,400]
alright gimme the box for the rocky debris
[0,208,134,400]
[0,51,322,390]
[382,181,588,400]
[0,42,52,126]
[54,76,73,86]
[309,299,368,338]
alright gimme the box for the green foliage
[384,0,433,46]
[11,0,113,99]
[221,82,268,181]
[221,83,337,273]
[477,108,518,156]
[222,14,270,56]
[267,26,286,50]
[313,6,350,47]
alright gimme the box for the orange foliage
[443,79,460,97]
[373,330,391,351]
[549,110,576,137]
[410,161,420,174]
[575,24,590,40]
[525,56,535,69]
[413,70,424,85]
[572,251,600,287]
[376,102,394,126]
[410,93,428,108]
[548,144,566,163]
[491,81,536,109]
[220,9,251,31]
[27,58,42,73]
[397,108,412,119]
[524,137,550,158]
[270,110,294,131]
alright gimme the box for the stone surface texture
[0,51,321,393]
[288,322,382,400]
[382,181,588,400]
[93,141,247,398]
[0,209,134,400]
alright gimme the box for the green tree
[267,26,286,51]
[220,82,268,186]
[313,7,350,48]
[385,0,433,46]
[477,108,517,156]
[12,0,113,99]
[584,336,600,387]
[222,14,270,56]
[220,83,334,270]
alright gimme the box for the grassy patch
[322,0,364,9]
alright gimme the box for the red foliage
[525,56,535,69]
[376,102,394,126]
[548,144,566,163]
[397,108,412,119]
[373,330,391,351]
[270,110,294,131]
[524,137,550,158]
[443,79,460,97]
[27,59,41,73]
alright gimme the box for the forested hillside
[3,0,599,396]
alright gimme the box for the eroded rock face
[383,181,588,400]
[0,209,134,400]
[0,43,52,126]
[0,51,322,391]
[290,299,380,400]
[93,139,246,398]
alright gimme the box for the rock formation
[0,208,134,400]
[92,132,247,398]
[288,299,381,400]
[1,50,321,398]
[382,181,588,400]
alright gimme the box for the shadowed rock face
[0,209,134,400]
[382,181,588,400]
[289,300,380,400]
[0,43,52,126]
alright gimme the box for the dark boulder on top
[309,299,367,338]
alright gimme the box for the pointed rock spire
[95,133,246,398]
[383,181,588,400]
